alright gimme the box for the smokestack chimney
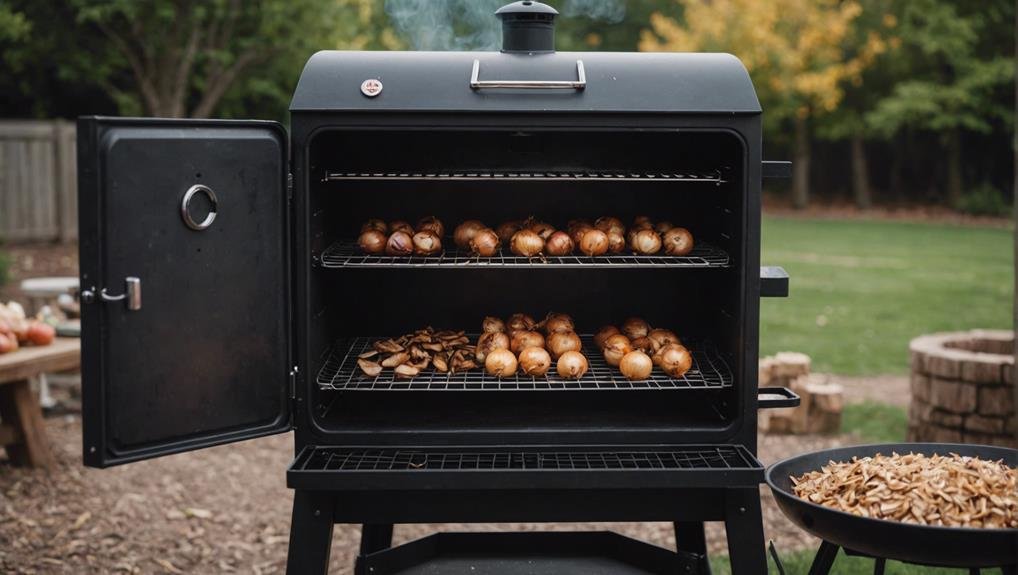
[496,1,558,53]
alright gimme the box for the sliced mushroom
[374,339,404,354]
[357,358,382,377]
[433,353,449,372]
[381,351,410,368]
[358,350,379,359]
[394,364,419,379]
[422,341,445,353]
[409,344,429,361]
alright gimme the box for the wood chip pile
[791,453,1018,528]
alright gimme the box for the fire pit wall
[908,330,1015,447]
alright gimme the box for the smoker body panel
[77,117,293,467]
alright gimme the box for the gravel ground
[0,414,855,574]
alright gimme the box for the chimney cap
[495,1,558,18]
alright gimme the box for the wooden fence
[0,120,77,243]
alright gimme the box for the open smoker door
[78,117,291,467]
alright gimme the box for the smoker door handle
[758,387,800,409]
[470,59,586,90]
[82,277,142,311]
[761,266,789,297]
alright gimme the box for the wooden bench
[0,338,80,468]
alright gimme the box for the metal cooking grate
[322,169,727,184]
[294,446,757,472]
[319,240,730,269]
[317,335,732,391]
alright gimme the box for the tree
[640,0,887,208]
[865,0,1014,205]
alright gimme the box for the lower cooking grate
[318,240,730,269]
[294,445,758,472]
[317,335,733,391]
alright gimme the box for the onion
[631,229,662,254]
[357,229,387,254]
[542,312,574,334]
[496,221,523,243]
[656,343,692,377]
[361,219,387,234]
[507,313,536,334]
[567,219,592,230]
[662,227,694,256]
[593,325,620,349]
[621,317,650,340]
[385,231,414,256]
[647,328,681,350]
[528,220,556,240]
[544,231,574,256]
[632,215,652,228]
[556,351,589,379]
[454,220,485,248]
[595,216,625,236]
[654,221,675,234]
[569,224,595,246]
[510,229,544,257]
[475,331,510,363]
[606,230,626,254]
[389,220,414,236]
[412,230,442,255]
[619,350,653,380]
[602,334,632,367]
[469,228,501,257]
[518,346,552,376]
[579,229,609,256]
[482,316,506,333]
[485,348,518,378]
[631,336,657,355]
[546,331,582,360]
[510,330,545,354]
[416,215,444,238]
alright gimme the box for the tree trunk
[851,133,872,209]
[792,114,810,209]
[945,129,963,206]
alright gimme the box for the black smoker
[77,2,794,573]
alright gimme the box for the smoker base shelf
[287,444,763,490]
[357,531,703,575]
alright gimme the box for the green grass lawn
[760,217,1013,375]
[709,549,1006,574]
[841,401,909,443]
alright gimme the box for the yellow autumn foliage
[640,0,888,117]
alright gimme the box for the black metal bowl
[766,443,1018,568]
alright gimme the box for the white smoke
[385,0,628,51]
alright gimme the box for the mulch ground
[0,413,856,574]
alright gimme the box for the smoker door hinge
[286,173,293,201]
[288,366,298,399]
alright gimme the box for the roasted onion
[454,220,486,248]
[656,343,692,377]
[544,231,574,256]
[631,229,662,255]
[361,219,387,234]
[569,223,595,246]
[510,330,545,354]
[556,351,589,379]
[593,325,621,349]
[654,221,675,234]
[507,313,536,334]
[496,220,523,243]
[518,346,552,376]
[389,220,414,236]
[357,229,387,254]
[630,336,657,355]
[619,350,653,380]
[412,230,442,255]
[606,230,626,254]
[647,328,681,350]
[485,348,518,378]
[621,317,650,340]
[528,220,556,240]
[482,316,506,333]
[542,312,575,334]
[385,231,414,256]
[510,229,544,257]
[579,229,609,256]
[546,330,582,360]
[632,215,652,228]
[470,228,501,257]
[602,334,632,367]
[416,215,444,238]
[595,216,625,236]
[662,227,694,256]
[475,331,510,363]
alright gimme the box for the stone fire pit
[908,330,1015,447]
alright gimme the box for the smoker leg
[673,522,711,575]
[354,523,395,573]
[807,541,840,575]
[873,557,886,575]
[723,488,767,574]
[286,491,335,575]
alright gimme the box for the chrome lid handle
[470,59,585,90]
